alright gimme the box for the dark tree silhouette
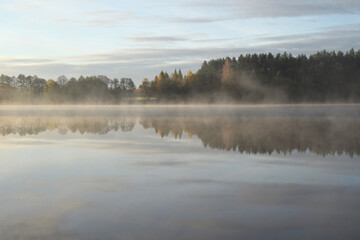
[0,49,359,103]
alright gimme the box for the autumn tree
[44,80,62,103]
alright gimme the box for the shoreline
[0,103,359,109]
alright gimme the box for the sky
[0,0,360,84]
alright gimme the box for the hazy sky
[0,0,360,84]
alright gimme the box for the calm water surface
[0,105,359,240]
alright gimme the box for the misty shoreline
[2,50,360,104]
[0,103,359,108]
[0,105,359,156]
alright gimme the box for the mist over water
[1,104,359,156]
[0,104,359,240]
[0,105,359,156]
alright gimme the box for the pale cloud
[1,20,360,82]
[1,23,359,83]
[129,36,189,43]
[0,57,54,65]
[257,23,360,43]
[52,18,71,23]
[52,10,134,27]
[180,0,360,18]
[170,17,227,24]
[52,18,125,27]
[0,0,359,82]
[11,3,38,10]
[86,10,117,15]
[165,0,360,23]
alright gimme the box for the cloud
[0,57,54,65]
[253,23,360,52]
[170,17,227,24]
[52,18,71,23]
[180,0,360,20]
[129,36,189,43]
[1,23,359,83]
[52,18,123,27]
[86,10,117,15]
[258,23,360,42]
[11,3,38,10]
[52,9,134,27]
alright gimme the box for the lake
[0,105,359,240]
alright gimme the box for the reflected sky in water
[0,105,359,240]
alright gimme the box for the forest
[0,49,359,103]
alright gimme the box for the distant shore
[0,103,359,109]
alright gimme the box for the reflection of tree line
[0,116,359,156]
[141,117,360,156]
[0,117,136,136]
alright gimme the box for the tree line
[139,49,360,102]
[0,75,135,104]
[0,49,359,103]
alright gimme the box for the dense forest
[0,75,136,104]
[1,49,359,103]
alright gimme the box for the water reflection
[0,106,359,240]
[143,117,360,156]
[0,117,136,136]
[0,105,359,156]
